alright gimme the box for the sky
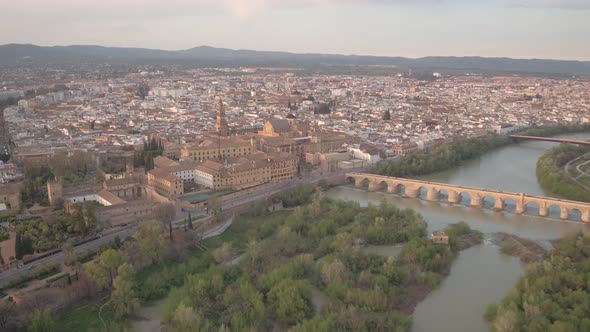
[1,0,589,60]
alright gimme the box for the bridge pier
[470,194,482,207]
[515,202,525,214]
[582,210,590,223]
[426,188,440,201]
[493,198,504,211]
[387,183,399,194]
[367,181,382,192]
[539,204,548,218]
[447,191,460,204]
[355,178,365,188]
[405,186,420,198]
[560,208,569,220]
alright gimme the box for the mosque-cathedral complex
[147,98,354,198]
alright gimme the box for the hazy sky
[1,0,589,60]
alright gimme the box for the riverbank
[486,232,590,331]
[537,144,590,202]
[398,222,483,315]
[373,124,590,179]
[494,232,547,263]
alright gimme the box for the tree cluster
[134,137,163,170]
[21,166,54,208]
[314,103,331,115]
[486,232,590,331]
[373,135,510,177]
[162,196,464,331]
[15,207,97,256]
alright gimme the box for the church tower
[216,98,229,137]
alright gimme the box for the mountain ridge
[1,44,589,75]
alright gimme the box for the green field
[54,298,128,332]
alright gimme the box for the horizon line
[2,42,590,63]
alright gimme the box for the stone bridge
[346,173,590,223]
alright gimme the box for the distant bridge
[346,173,590,223]
[509,135,590,146]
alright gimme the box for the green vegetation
[28,309,56,332]
[21,166,54,208]
[53,298,129,332]
[374,124,590,178]
[0,227,9,241]
[161,195,472,331]
[279,182,316,207]
[14,206,96,256]
[133,137,163,171]
[373,135,511,177]
[486,232,590,331]
[444,221,483,251]
[536,144,590,202]
[35,185,478,332]
[520,123,590,137]
[2,262,61,291]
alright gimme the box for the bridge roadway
[509,135,590,146]
[346,173,590,223]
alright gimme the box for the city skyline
[1,0,590,61]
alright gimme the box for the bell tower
[215,98,229,137]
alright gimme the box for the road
[0,168,361,287]
[564,152,590,191]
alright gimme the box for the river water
[326,132,590,332]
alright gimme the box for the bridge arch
[354,177,370,188]
[481,194,496,209]
[569,208,582,222]
[502,197,519,213]
[524,201,541,215]
[547,204,564,220]
[385,181,403,194]
[457,191,472,205]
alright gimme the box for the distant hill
[1,44,589,75]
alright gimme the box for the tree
[84,248,126,289]
[28,309,56,332]
[99,249,126,287]
[111,263,139,319]
[155,203,176,240]
[268,279,313,325]
[63,241,76,266]
[83,259,109,289]
[188,213,193,230]
[134,220,169,264]
[170,304,211,331]
[314,103,331,115]
[383,110,391,121]
[213,243,234,264]
[207,196,222,222]
[222,280,265,330]
[137,83,150,99]
[0,300,15,329]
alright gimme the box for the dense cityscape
[1,0,590,331]
[1,61,590,331]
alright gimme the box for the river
[326,132,590,332]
